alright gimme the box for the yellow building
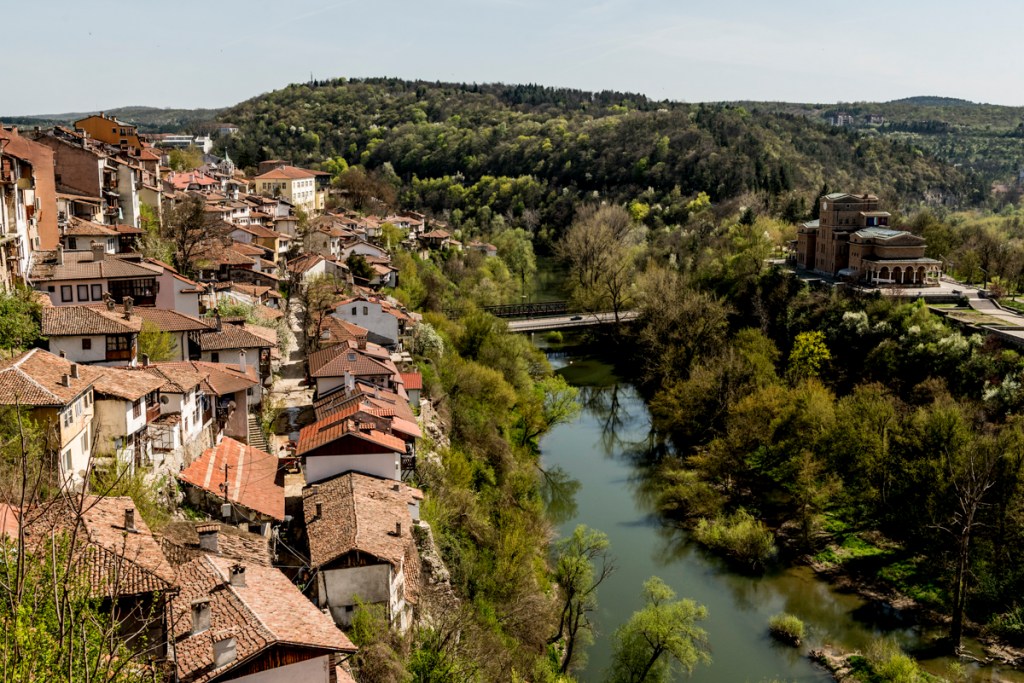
[253,165,324,215]
[74,113,143,151]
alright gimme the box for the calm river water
[537,334,1023,683]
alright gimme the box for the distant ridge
[0,105,223,133]
[885,96,979,107]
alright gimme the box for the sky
[7,0,1024,114]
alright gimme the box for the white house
[91,367,164,471]
[296,411,406,484]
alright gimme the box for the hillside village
[0,113,475,682]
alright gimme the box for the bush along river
[536,331,1024,682]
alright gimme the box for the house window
[246,387,253,397]
[77,285,89,301]
[86,390,92,407]
[82,338,92,351]
[61,285,73,302]
[81,430,89,454]
[68,237,78,250]
[62,409,72,428]
[91,284,102,300]
[132,399,142,419]
[74,399,81,418]
[106,335,133,361]
[48,286,55,292]
[352,307,357,316]
[363,306,368,315]
[63,450,72,473]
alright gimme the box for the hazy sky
[7,0,1024,114]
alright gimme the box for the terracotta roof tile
[296,414,406,457]
[42,305,141,336]
[30,251,163,282]
[0,349,103,406]
[159,521,272,568]
[399,372,422,391]
[308,345,393,379]
[179,438,284,521]
[92,367,165,400]
[254,165,317,180]
[172,555,355,683]
[303,472,420,605]
[198,323,274,352]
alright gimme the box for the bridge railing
[445,300,570,319]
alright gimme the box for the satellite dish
[160,395,170,405]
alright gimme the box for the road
[506,310,639,333]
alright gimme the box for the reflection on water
[538,334,1024,683]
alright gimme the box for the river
[537,333,1024,683]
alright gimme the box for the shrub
[988,605,1024,644]
[693,509,777,571]
[866,637,928,682]
[767,612,804,646]
[545,330,564,344]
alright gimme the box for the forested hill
[2,106,224,133]
[219,78,981,232]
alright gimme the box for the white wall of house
[341,242,388,261]
[42,278,109,306]
[48,335,109,365]
[229,654,332,683]
[304,452,400,485]
[319,564,392,627]
[53,388,95,486]
[332,301,399,345]
[316,375,389,397]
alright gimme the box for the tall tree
[557,205,644,320]
[608,577,710,683]
[163,194,220,276]
[549,525,614,675]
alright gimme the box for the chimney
[123,296,134,318]
[237,349,246,372]
[61,374,70,387]
[344,371,354,393]
[392,483,401,493]
[141,353,149,368]
[357,337,366,351]
[58,350,66,359]
[70,363,80,379]
[191,599,211,634]
[315,501,322,518]
[393,521,402,536]
[90,241,105,262]
[105,296,115,311]
[212,634,237,668]
[56,245,64,265]
[215,311,222,331]
[124,508,136,532]
[197,524,219,553]
[229,564,246,588]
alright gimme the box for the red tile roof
[308,345,393,379]
[172,555,355,683]
[303,472,421,604]
[296,414,406,457]
[400,372,422,391]
[254,165,317,180]
[92,367,165,401]
[0,349,103,406]
[179,437,284,521]
[198,323,274,351]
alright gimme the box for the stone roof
[149,361,258,396]
[179,437,284,521]
[42,305,141,336]
[64,217,119,236]
[159,521,273,568]
[198,323,274,351]
[308,345,393,379]
[30,251,163,282]
[92,367,165,401]
[303,472,421,605]
[0,349,103,407]
[172,555,356,683]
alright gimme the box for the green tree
[137,320,175,362]
[163,194,222,276]
[608,577,711,683]
[787,330,831,382]
[493,228,537,299]
[549,525,614,674]
[0,286,42,356]
[347,253,375,283]
[168,146,203,171]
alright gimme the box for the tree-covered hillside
[2,106,224,133]
[219,78,981,237]
[736,96,1024,183]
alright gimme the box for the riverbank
[539,329,1024,682]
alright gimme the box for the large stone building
[794,192,941,286]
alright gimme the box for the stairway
[248,415,269,452]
